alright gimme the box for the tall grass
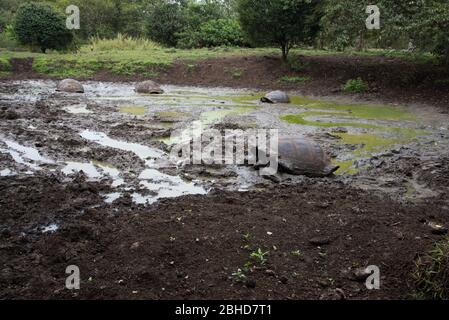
[79,34,161,53]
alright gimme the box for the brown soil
[6,54,449,111]
[1,174,447,300]
[1,55,449,300]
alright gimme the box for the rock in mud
[261,90,290,103]
[135,80,164,94]
[352,267,372,282]
[56,79,85,93]
[427,222,448,235]
[309,236,331,246]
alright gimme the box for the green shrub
[0,25,19,49]
[413,238,449,300]
[288,56,309,72]
[177,19,246,49]
[343,78,369,93]
[14,2,73,53]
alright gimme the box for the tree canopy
[237,0,321,60]
[13,2,73,53]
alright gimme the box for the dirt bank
[5,54,449,111]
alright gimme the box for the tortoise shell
[277,136,339,177]
[56,79,84,93]
[261,91,290,103]
[135,80,164,94]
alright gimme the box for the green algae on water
[119,105,146,116]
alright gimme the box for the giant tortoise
[261,91,290,104]
[135,80,164,94]
[257,135,339,177]
[56,79,84,93]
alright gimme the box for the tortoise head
[324,164,340,176]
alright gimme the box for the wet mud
[0,80,448,299]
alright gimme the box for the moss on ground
[119,105,146,116]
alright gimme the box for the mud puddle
[1,79,448,205]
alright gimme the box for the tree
[405,0,449,63]
[237,0,321,61]
[14,2,73,53]
[0,0,25,32]
[177,18,246,48]
[320,0,370,51]
[146,0,186,46]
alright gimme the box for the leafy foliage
[14,2,73,53]
[146,0,186,47]
[343,78,369,93]
[177,19,246,48]
[237,0,321,60]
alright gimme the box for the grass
[0,56,12,72]
[0,45,439,78]
[278,76,311,83]
[0,46,277,78]
[80,34,161,52]
[413,238,449,300]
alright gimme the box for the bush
[0,24,20,49]
[177,19,246,48]
[288,56,310,72]
[13,2,73,53]
[413,238,449,300]
[146,2,185,47]
[343,78,369,93]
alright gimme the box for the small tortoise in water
[257,136,339,177]
[135,80,164,94]
[261,90,290,103]
[56,79,84,93]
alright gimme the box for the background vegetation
[0,0,448,63]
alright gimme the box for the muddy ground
[6,54,449,110]
[0,67,449,299]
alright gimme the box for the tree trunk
[445,45,449,66]
[281,43,289,62]
[356,31,365,52]
[41,47,47,54]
